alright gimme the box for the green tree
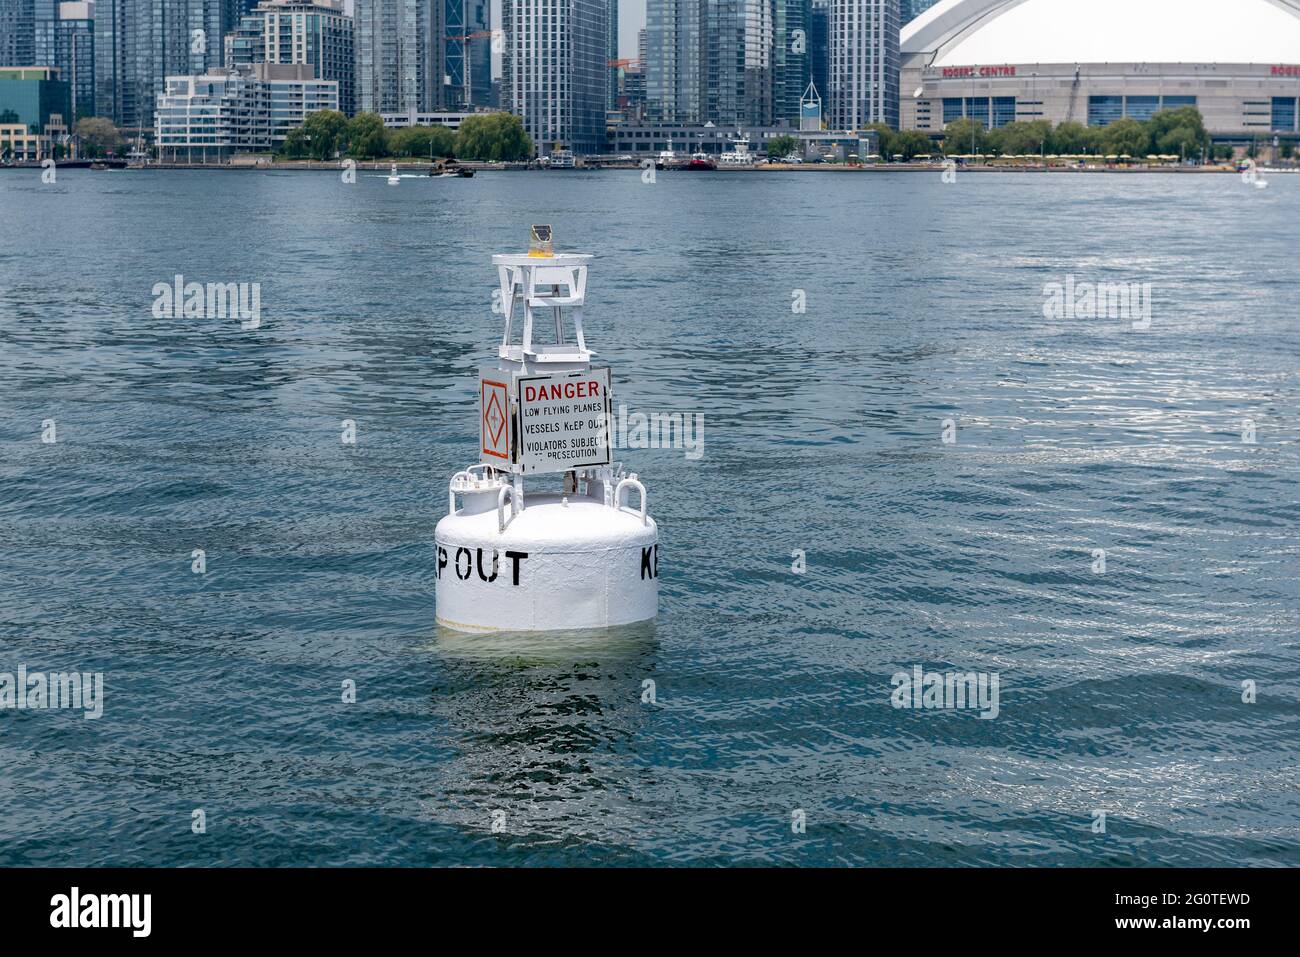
[284,109,349,160]
[280,126,310,159]
[1157,125,1202,159]
[941,118,990,155]
[389,125,456,158]
[1145,106,1208,159]
[454,112,532,161]
[890,129,934,160]
[1100,117,1149,157]
[766,133,798,159]
[1048,121,1089,155]
[863,122,895,159]
[74,116,121,157]
[989,119,1050,156]
[343,112,389,159]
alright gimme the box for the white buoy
[435,228,659,633]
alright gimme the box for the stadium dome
[903,0,1300,65]
[899,0,1300,140]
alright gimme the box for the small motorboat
[387,162,400,185]
[429,159,474,178]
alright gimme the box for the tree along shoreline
[278,111,533,163]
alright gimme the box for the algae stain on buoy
[435,228,659,633]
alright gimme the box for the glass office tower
[445,0,490,109]
[55,1,95,117]
[92,0,224,129]
[771,0,809,125]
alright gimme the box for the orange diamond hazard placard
[480,376,509,461]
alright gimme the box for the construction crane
[607,58,643,70]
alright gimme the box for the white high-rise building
[503,0,608,155]
[354,0,443,114]
[829,0,900,130]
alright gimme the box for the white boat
[718,135,756,168]
[387,162,400,185]
[547,149,575,169]
[656,140,681,170]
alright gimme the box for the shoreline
[1,160,1273,174]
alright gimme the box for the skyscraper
[33,0,59,69]
[0,0,36,66]
[705,0,773,127]
[56,1,94,117]
[829,0,899,130]
[225,0,355,114]
[645,0,700,122]
[503,0,607,155]
[92,0,225,129]
[354,0,443,114]
[809,0,828,108]
[771,0,810,124]
[646,0,811,128]
[445,0,489,109]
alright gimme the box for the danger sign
[480,376,510,461]
[516,368,611,474]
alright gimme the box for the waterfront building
[225,0,354,114]
[444,0,490,109]
[503,0,607,156]
[379,105,491,131]
[0,65,70,129]
[829,0,900,130]
[55,1,94,118]
[610,118,875,161]
[0,120,42,158]
[901,0,1300,147]
[353,0,443,114]
[154,62,337,161]
[93,0,226,130]
[644,0,702,123]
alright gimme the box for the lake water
[1,167,1297,866]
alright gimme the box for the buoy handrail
[448,464,506,514]
[497,485,515,533]
[615,477,648,525]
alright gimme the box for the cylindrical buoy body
[435,491,658,633]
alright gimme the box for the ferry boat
[718,135,756,168]
[546,149,576,169]
[686,150,716,171]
